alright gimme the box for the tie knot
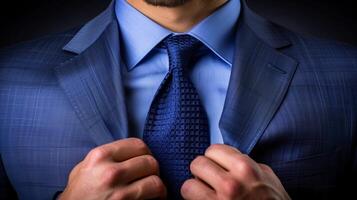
[162,35,202,70]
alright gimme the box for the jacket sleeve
[0,154,18,199]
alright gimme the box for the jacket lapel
[219,1,298,154]
[54,1,128,146]
[53,0,298,150]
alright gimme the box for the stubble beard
[144,0,191,7]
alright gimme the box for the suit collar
[56,1,129,146]
[241,0,291,49]
[62,0,291,55]
[58,0,297,151]
[116,0,240,70]
[219,1,297,154]
[115,0,171,70]
[62,1,116,54]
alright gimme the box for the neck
[126,0,228,32]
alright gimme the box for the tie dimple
[143,35,210,199]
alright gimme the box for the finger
[259,163,274,174]
[190,156,229,191]
[181,179,216,200]
[205,144,261,181]
[102,138,151,162]
[112,175,166,200]
[116,155,160,184]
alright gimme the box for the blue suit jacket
[1,1,357,199]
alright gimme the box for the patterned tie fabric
[143,35,210,199]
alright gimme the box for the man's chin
[144,0,190,7]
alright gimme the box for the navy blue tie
[143,35,210,198]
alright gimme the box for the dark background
[0,0,356,48]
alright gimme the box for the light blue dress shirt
[115,0,241,144]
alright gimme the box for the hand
[181,144,290,200]
[59,138,166,200]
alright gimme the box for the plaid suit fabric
[1,2,357,200]
[0,30,91,200]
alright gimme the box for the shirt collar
[115,0,241,71]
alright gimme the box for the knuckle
[129,138,149,154]
[180,179,193,194]
[234,156,254,174]
[182,180,214,200]
[101,167,115,187]
[149,175,165,194]
[190,156,206,171]
[87,147,109,162]
[149,175,161,187]
[128,137,144,144]
[205,144,222,154]
[102,165,125,187]
[145,155,159,173]
[260,163,273,173]
[133,182,144,200]
[70,161,83,174]
[233,156,261,181]
[221,178,241,198]
[115,165,127,177]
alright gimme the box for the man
[0,0,356,199]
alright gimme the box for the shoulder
[281,28,357,71]
[0,28,80,84]
[0,28,79,71]
[0,29,81,112]
[278,27,357,102]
